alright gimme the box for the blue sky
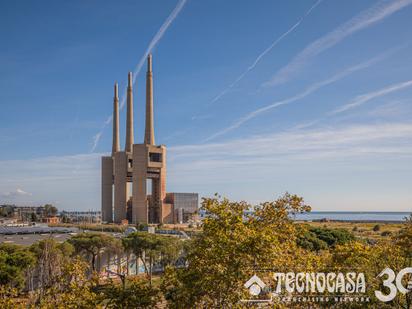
[1,0,412,211]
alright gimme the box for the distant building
[42,216,59,224]
[165,193,199,224]
[0,205,46,222]
[0,218,18,226]
[60,211,102,224]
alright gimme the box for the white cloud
[368,99,411,117]
[174,123,412,163]
[1,124,411,211]
[1,188,32,198]
[167,122,412,210]
[263,0,412,87]
[0,153,102,209]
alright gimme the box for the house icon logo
[244,274,266,296]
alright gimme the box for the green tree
[30,212,38,222]
[61,214,70,223]
[69,233,117,271]
[122,232,182,284]
[0,243,35,289]
[43,204,58,217]
[0,206,14,218]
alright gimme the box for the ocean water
[199,210,411,222]
[292,211,411,222]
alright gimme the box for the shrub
[297,227,355,251]
[137,223,148,231]
[311,227,354,247]
[297,230,328,251]
[373,224,381,232]
[297,226,355,251]
[381,231,391,237]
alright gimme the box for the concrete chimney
[125,72,134,152]
[145,54,155,145]
[112,83,120,155]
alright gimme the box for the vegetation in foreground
[0,193,411,308]
[306,221,405,241]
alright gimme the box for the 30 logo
[375,267,412,302]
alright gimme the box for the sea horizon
[292,211,411,222]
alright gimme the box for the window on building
[149,152,162,162]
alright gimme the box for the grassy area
[302,221,404,241]
[49,222,202,233]
[50,221,404,241]
[49,223,128,233]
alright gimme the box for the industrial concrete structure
[101,55,197,224]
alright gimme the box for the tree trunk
[92,254,96,271]
[126,253,129,276]
[149,255,153,286]
[140,253,149,276]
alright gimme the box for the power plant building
[101,55,198,224]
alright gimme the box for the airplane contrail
[208,0,323,105]
[91,0,188,152]
[332,79,412,114]
[204,53,388,142]
[263,0,412,88]
[120,0,187,109]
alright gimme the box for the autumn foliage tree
[162,193,324,307]
[29,239,74,294]
[103,277,161,309]
[35,257,102,309]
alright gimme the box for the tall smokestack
[125,72,134,152]
[112,83,120,155]
[145,54,155,145]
